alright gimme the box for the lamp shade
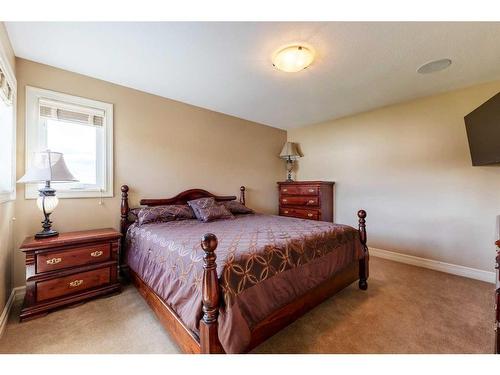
[17,151,77,183]
[279,142,302,160]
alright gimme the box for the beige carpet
[0,257,494,354]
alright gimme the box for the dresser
[278,181,334,222]
[19,228,121,321]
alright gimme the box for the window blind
[0,69,13,105]
[39,98,105,126]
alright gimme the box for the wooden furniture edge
[277,181,335,185]
[140,188,242,206]
[20,283,121,321]
[20,228,121,251]
[119,184,369,354]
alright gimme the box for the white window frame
[0,47,16,204]
[25,86,113,199]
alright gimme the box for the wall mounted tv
[464,92,500,166]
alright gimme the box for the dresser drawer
[280,196,319,207]
[280,185,319,196]
[36,267,111,302]
[280,208,319,220]
[37,243,111,273]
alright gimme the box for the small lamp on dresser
[279,142,302,182]
[17,150,77,238]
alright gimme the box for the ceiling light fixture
[417,58,452,74]
[272,44,315,73]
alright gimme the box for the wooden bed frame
[119,184,369,353]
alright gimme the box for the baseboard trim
[369,247,495,284]
[0,286,26,339]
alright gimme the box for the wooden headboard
[119,185,246,237]
[140,187,245,206]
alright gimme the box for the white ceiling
[6,22,500,129]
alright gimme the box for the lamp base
[35,229,59,239]
[285,158,295,182]
[36,182,59,239]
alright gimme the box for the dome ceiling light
[272,44,315,73]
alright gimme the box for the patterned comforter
[126,213,364,353]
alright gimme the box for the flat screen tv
[464,92,500,166]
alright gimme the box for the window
[0,60,16,204]
[25,87,113,199]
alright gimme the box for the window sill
[0,191,16,204]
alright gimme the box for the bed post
[199,233,224,354]
[120,185,130,275]
[120,185,130,234]
[357,210,369,290]
[239,186,246,205]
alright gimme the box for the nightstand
[19,228,121,321]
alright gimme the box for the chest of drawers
[278,181,334,222]
[19,228,121,321]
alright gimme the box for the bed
[119,184,369,353]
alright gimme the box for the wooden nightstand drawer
[37,243,111,273]
[280,196,319,207]
[280,185,319,196]
[280,208,319,220]
[36,267,111,302]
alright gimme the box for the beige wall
[289,80,500,272]
[0,22,16,313]
[13,58,286,288]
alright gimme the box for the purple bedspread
[125,213,363,353]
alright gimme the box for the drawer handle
[308,189,315,193]
[282,199,287,202]
[90,250,103,257]
[283,188,288,192]
[307,213,313,217]
[284,210,289,214]
[46,257,62,265]
[308,200,315,204]
[69,279,83,288]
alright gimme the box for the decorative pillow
[219,200,254,215]
[137,205,196,226]
[128,207,142,223]
[188,197,234,222]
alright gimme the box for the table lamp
[17,150,77,238]
[279,142,302,182]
